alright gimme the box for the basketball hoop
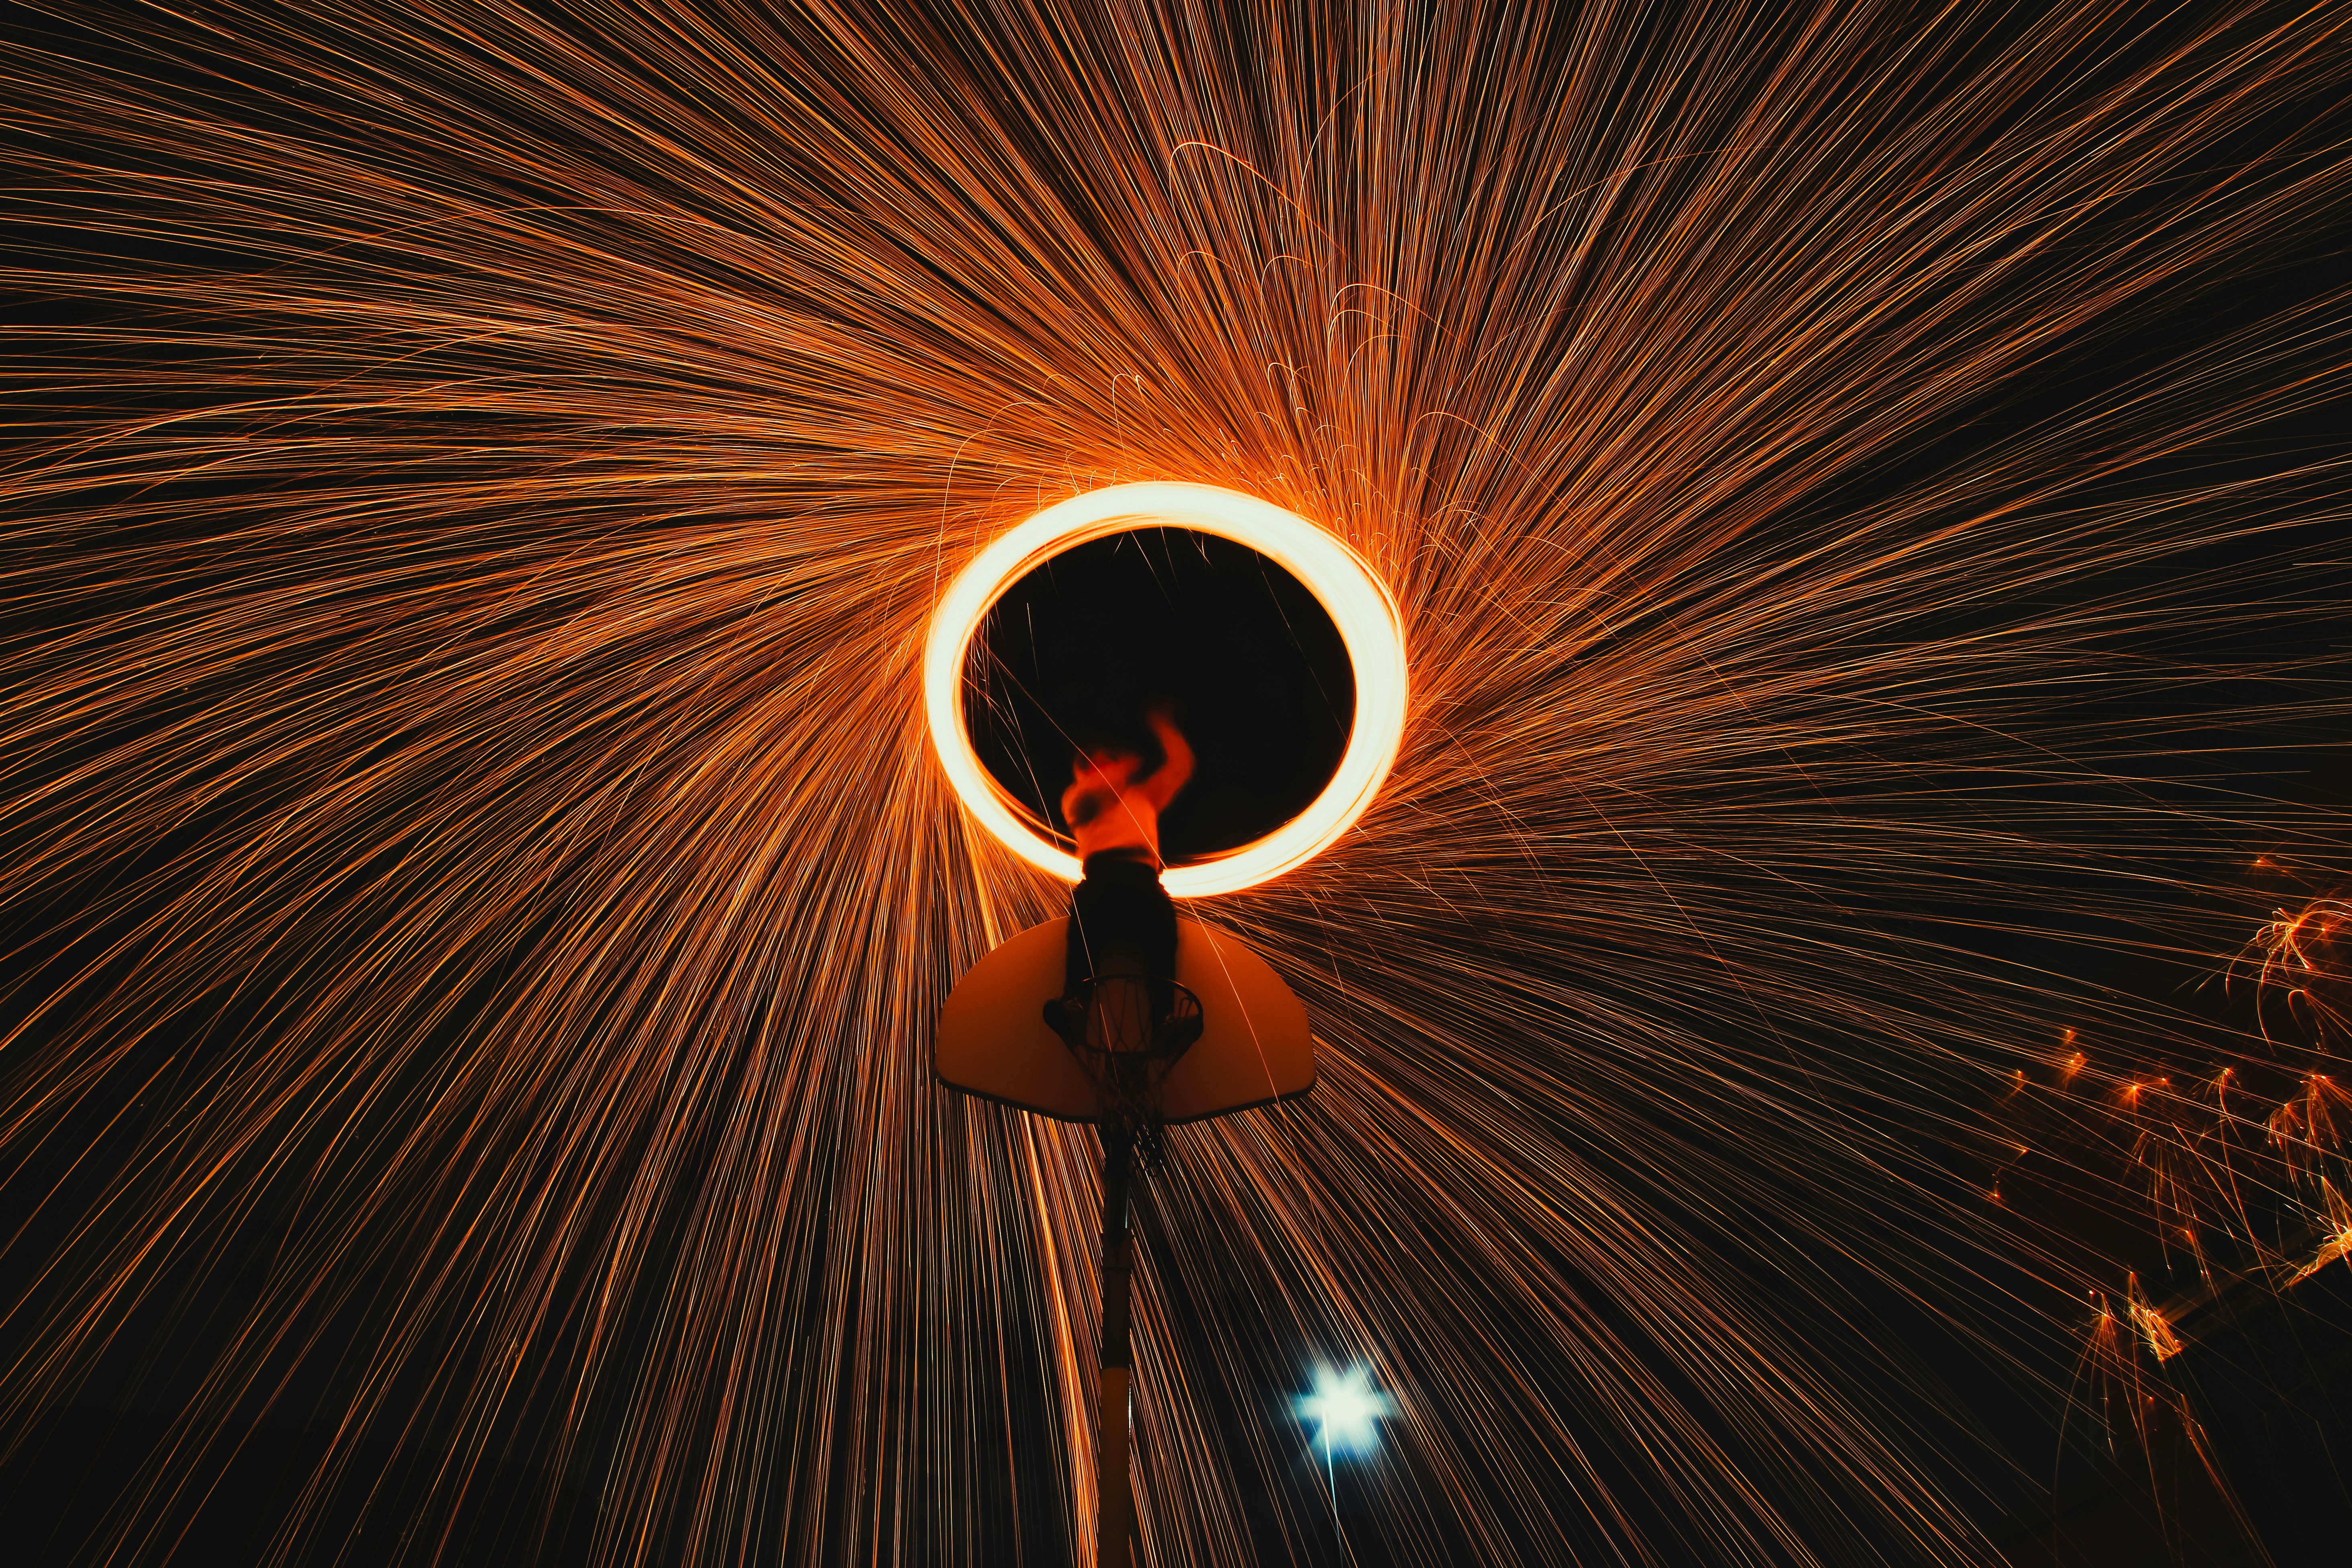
[937,919,1313,1568]
[937,917,1309,1125]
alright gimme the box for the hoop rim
[1049,975,1205,1061]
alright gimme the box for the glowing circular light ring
[925,482,1406,897]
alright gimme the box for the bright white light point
[924,482,1408,897]
[1294,1363,1393,1457]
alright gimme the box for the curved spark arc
[0,1,2346,1565]
[924,481,1407,895]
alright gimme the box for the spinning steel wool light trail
[2,1,2347,1564]
[924,481,1407,895]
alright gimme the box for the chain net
[1044,976,1203,1167]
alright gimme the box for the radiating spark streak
[2126,1279,2185,1363]
[2285,1180,2352,1288]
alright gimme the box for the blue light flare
[1293,1362,1393,1459]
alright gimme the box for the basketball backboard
[937,917,1313,1124]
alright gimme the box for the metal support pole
[1098,1127,1136,1568]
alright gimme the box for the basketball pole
[939,923,1307,1565]
[1098,1125,1136,1568]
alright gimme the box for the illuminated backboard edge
[936,917,1314,1124]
